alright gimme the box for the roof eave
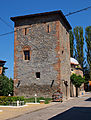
[0,60,6,63]
[10,10,72,30]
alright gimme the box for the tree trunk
[76,87,78,97]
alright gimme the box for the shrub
[0,96,25,105]
[25,97,52,104]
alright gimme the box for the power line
[0,31,14,36]
[65,6,91,16]
[0,5,91,37]
[0,17,13,29]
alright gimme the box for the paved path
[0,103,54,120]
[6,93,91,120]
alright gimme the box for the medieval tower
[11,10,71,100]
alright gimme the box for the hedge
[0,96,25,105]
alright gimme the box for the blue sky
[0,0,91,78]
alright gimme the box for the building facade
[0,60,7,75]
[70,57,85,97]
[11,10,71,100]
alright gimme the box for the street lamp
[35,94,37,103]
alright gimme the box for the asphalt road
[8,93,91,120]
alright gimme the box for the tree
[70,74,85,97]
[74,26,84,69]
[0,76,13,96]
[85,26,91,80]
[69,30,74,57]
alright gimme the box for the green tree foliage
[70,74,85,97]
[74,26,84,69]
[69,30,74,57]
[84,66,90,82]
[0,76,13,96]
[85,26,91,80]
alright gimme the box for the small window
[47,24,51,33]
[24,50,30,60]
[47,24,49,33]
[24,28,29,35]
[36,72,40,78]
[62,50,64,54]
[25,28,27,35]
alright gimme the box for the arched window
[22,46,31,60]
[24,50,30,60]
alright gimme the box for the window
[25,28,27,35]
[36,72,40,78]
[22,46,31,60]
[47,24,51,33]
[24,50,30,60]
[23,28,29,35]
[62,50,64,54]
[47,24,49,33]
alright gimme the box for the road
[8,93,91,120]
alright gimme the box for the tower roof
[10,10,72,30]
[0,60,6,63]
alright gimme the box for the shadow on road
[48,107,91,120]
[85,98,91,101]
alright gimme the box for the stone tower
[11,10,71,100]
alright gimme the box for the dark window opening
[17,80,20,88]
[24,50,30,60]
[25,28,27,35]
[36,72,40,78]
[62,50,64,54]
[47,24,50,33]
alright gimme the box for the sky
[0,0,91,78]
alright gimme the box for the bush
[0,96,25,105]
[0,96,52,105]
[25,97,52,104]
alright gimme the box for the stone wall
[59,20,70,100]
[13,13,70,99]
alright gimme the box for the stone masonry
[11,10,71,100]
